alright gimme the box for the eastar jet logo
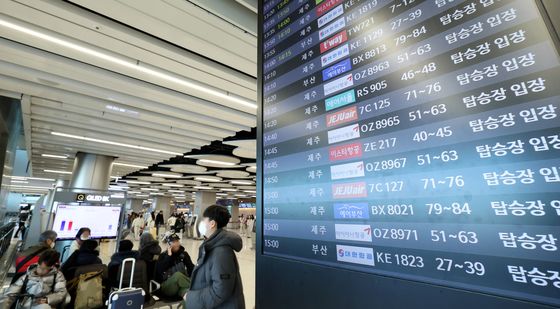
[316,0,344,17]
[320,30,348,53]
[330,161,365,180]
[326,106,357,127]
[329,142,362,161]
[332,182,367,199]
[327,123,360,144]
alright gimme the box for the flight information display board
[261,0,560,306]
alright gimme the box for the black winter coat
[155,246,194,283]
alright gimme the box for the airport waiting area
[0,208,257,308]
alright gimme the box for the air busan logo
[317,4,344,28]
[322,58,352,81]
[329,142,362,161]
[332,182,367,199]
[326,106,357,127]
[323,73,353,96]
[328,123,360,144]
[330,161,364,180]
[334,203,369,219]
[319,17,346,40]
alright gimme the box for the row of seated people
[2,230,194,308]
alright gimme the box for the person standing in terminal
[68,227,90,257]
[155,211,164,236]
[131,213,145,240]
[184,205,245,309]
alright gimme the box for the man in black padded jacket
[155,233,194,299]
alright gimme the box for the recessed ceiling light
[113,162,148,169]
[221,188,237,192]
[244,190,256,193]
[7,185,51,189]
[230,180,254,185]
[140,188,159,191]
[194,177,221,182]
[9,176,55,181]
[162,183,183,187]
[44,169,72,174]
[153,172,182,178]
[41,154,68,159]
[193,186,213,190]
[198,159,237,166]
[50,132,182,156]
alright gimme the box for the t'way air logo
[320,30,348,54]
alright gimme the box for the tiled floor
[100,229,256,308]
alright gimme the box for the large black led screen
[261,0,560,306]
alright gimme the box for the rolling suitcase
[107,258,145,309]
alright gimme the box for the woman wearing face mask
[184,205,245,309]
[68,227,91,258]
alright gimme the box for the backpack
[67,270,104,309]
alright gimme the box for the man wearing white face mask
[12,230,58,284]
[184,205,245,309]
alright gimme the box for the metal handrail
[0,222,16,259]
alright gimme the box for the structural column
[126,198,144,213]
[69,152,115,190]
[153,196,172,223]
[229,201,240,229]
[194,191,216,238]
